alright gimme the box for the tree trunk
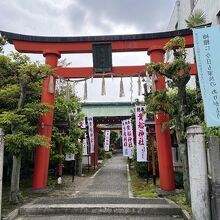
[18,82,26,109]
[176,86,191,204]
[9,83,26,204]
[176,130,191,203]
[9,154,22,204]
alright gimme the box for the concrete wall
[168,0,220,30]
[192,0,220,26]
[167,1,179,31]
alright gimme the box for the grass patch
[129,167,191,213]
[130,168,159,198]
[105,151,112,159]
[166,191,192,213]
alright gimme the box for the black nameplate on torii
[92,43,112,73]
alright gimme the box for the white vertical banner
[65,153,75,161]
[135,105,147,162]
[104,130,110,152]
[82,133,88,155]
[126,119,134,159]
[122,120,128,156]
[87,117,94,153]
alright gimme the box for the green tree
[0,51,52,204]
[0,36,6,53]
[147,37,192,203]
[185,9,206,28]
[51,84,84,176]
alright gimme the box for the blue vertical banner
[193,27,220,127]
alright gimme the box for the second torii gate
[1,28,197,191]
[81,102,134,166]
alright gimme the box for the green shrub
[98,147,105,160]
[47,176,57,187]
[174,171,183,188]
[135,162,148,178]
[105,151,112,159]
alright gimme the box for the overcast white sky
[0,0,176,102]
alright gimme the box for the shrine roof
[0,29,192,44]
[81,102,134,117]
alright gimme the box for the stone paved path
[77,153,128,198]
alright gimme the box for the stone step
[16,214,184,220]
[33,197,170,205]
[19,197,182,217]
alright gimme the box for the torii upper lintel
[0,28,193,54]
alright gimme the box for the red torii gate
[1,28,196,191]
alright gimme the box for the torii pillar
[147,46,175,191]
[32,50,60,189]
[94,126,99,166]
